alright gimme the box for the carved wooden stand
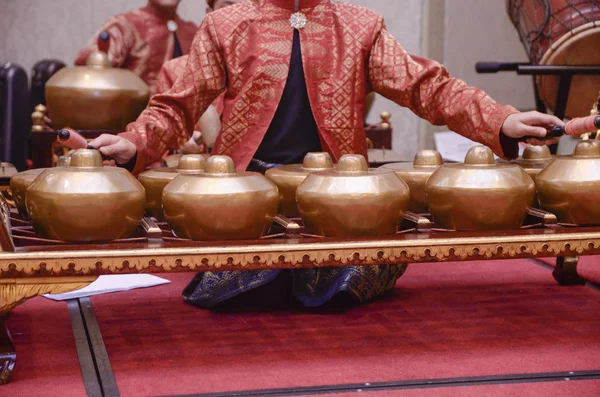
[0,314,15,385]
[1,209,600,384]
[553,256,586,286]
[0,278,96,384]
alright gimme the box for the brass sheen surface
[25,149,146,241]
[296,154,410,237]
[138,155,206,221]
[382,150,443,213]
[426,146,535,231]
[1,163,17,178]
[511,145,553,177]
[8,157,70,219]
[536,140,600,225]
[56,156,72,167]
[10,169,45,219]
[162,155,279,241]
[265,152,334,218]
[45,52,150,130]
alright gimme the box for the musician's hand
[501,111,564,146]
[87,134,137,164]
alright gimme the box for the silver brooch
[167,20,178,32]
[289,12,307,29]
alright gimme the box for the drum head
[538,23,600,118]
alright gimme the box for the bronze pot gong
[381,150,443,213]
[296,154,410,237]
[265,152,334,218]
[536,140,600,225]
[138,155,206,221]
[510,144,553,177]
[26,149,146,241]
[45,50,150,130]
[426,146,535,231]
[10,156,71,219]
[162,155,279,241]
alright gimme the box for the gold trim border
[2,230,600,277]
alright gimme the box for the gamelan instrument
[381,150,443,214]
[426,146,536,231]
[507,145,554,207]
[25,149,145,242]
[45,32,150,131]
[507,0,600,118]
[510,145,554,176]
[265,152,334,218]
[138,154,207,221]
[162,155,279,241]
[10,115,600,245]
[0,164,18,186]
[536,139,600,225]
[296,154,410,237]
[7,145,600,385]
[9,156,71,219]
[11,136,600,244]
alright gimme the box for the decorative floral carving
[0,233,599,278]
[0,279,95,314]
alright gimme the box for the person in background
[90,0,564,310]
[156,0,242,154]
[75,0,198,94]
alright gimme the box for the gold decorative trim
[1,230,600,277]
[0,277,96,313]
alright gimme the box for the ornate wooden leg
[0,314,15,385]
[0,277,96,385]
[553,256,586,286]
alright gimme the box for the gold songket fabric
[120,0,519,175]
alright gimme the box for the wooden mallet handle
[57,128,88,149]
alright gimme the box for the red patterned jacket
[121,0,519,174]
[156,56,225,116]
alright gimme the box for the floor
[3,257,600,396]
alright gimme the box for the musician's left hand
[501,111,564,146]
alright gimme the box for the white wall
[352,0,423,158]
[443,0,534,110]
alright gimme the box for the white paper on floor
[43,274,171,301]
[434,131,525,163]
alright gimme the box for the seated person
[75,0,198,94]
[90,0,563,309]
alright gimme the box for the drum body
[0,63,30,171]
[30,59,66,112]
[507,0,600,118]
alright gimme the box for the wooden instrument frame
[0,202,596,383]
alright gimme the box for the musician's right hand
[87,134,137,165]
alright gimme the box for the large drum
[507,0,600,118]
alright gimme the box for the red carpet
[2,298,85,397]
[321,380,600,396]
[538,255,600,285]
[89,259,600,396]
